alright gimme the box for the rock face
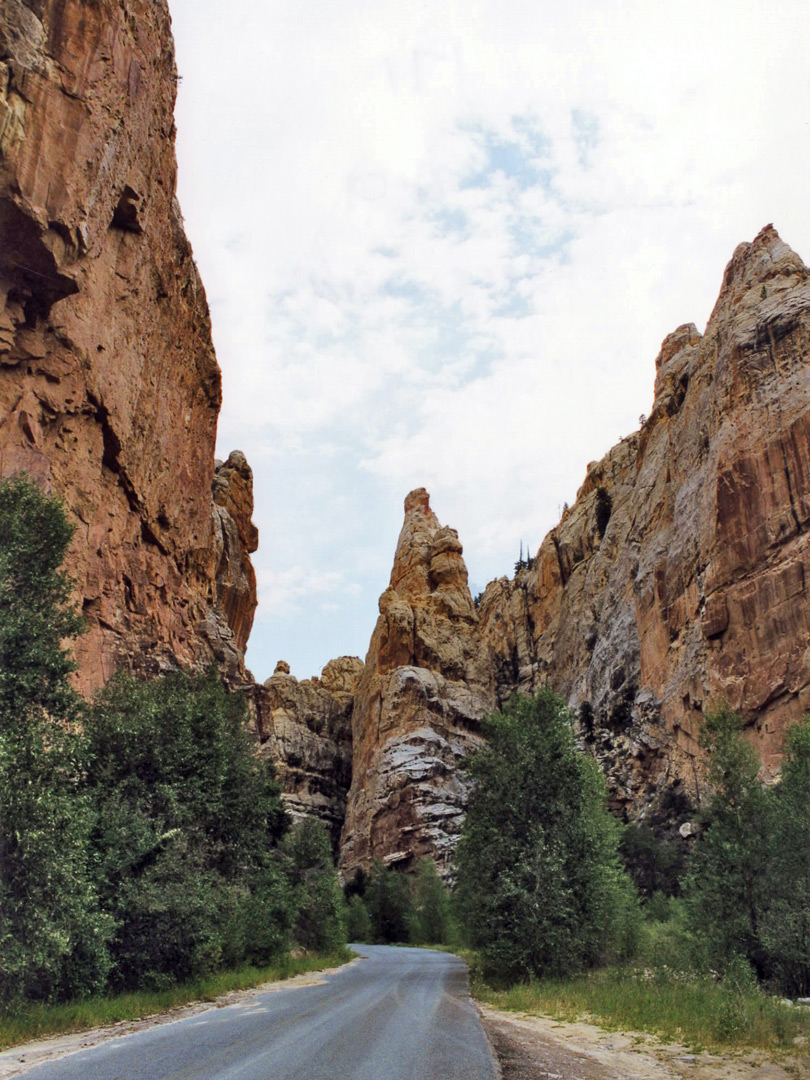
[212,451,259,659]
[250,657,364,852]
[475,224,810,816]
[0,0,257,687]
[340,226,810,875]
[3,0,807,876]
[339,488,495,876]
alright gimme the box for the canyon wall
[0,0,256,688]
[249,657,364,854]
[340,225,810,875]
[339,488,495,875]
[3,3,808,876]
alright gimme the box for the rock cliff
[339,488,495,876]
[340,226,810,875]
[250,657,364,853]
[476,225,810,808]
[4,2,807,878]
[0,0,257,687]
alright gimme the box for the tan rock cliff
[340,226,810,875]
[4,1,807,876]
[0,0,257,686]
[339,488,495,876]
[250,657,364,851]
[475,224,810,815]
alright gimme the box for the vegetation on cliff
[0,476,345,1008]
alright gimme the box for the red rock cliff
[0,0,257,686]
[340,226,810,875]
[476,224,810,816]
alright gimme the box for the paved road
[11,946,498,1080]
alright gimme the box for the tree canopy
[0,475,110,1003]
[453,689,638,980]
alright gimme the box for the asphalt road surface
[14,946,498,1080]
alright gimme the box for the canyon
[2,0,809,877]
[0,0,256,691]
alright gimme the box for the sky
[167,0,809,683]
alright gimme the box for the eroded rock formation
[475,224,810,813]
[0,0,257,687]
[339,488,495,876]
[250,657,364,852]
[4,1,807,879]
[212,451,259,659]
[339,226,810,875]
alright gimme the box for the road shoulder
[0,959,359,1079]
[477,1004,808,1080]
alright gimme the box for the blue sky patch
[430,207,469,236]
[462,131,543,191]
[572,109,600,166]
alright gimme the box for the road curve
[10,946,498,1080]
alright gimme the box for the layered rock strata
[0,0,257,687]
[250,657,364,852]
[340,226,810,875]
[339,488,495,876]
[475,224,810,811]
[4,0,807,876]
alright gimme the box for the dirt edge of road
[478,1003,809,1080]
[0,958,362,1079]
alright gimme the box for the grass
[0,948,354,1051]
[469,962,810,1053]
[462,902,810,1053]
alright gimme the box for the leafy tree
[85,668,292,988]
[0,475,85,718]
[0,475,111,1003]
[760,718,810,994]
[410,858,453,945]
[683,706,771,979]
[365,858,414,943]
[454,689,639,981]
[345,894,373,943]
[620,823,685,899]
[282,818,345,952]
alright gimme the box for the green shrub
[683,706,771,980]
[409,858,454,945]
[364,858,414,943]
[85,668,292,989]
[620,824,685,899]
[760,717,810,995]
[345,894,373,943]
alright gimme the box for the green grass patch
[0,948,354,1051]
[469,961,810,1052]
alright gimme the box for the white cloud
[258,565,362,618]
[169,0,810,678]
